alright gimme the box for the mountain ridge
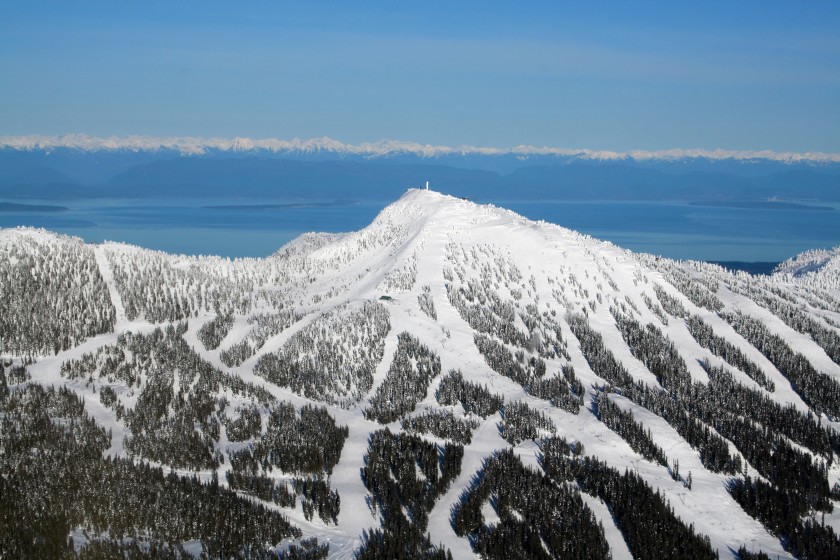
[3,154,839,206]
[4,134,840,164]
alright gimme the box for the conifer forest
[2,190,840,559]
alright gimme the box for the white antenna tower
[425,181,429,191]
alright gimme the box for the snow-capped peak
[2,133,839,164]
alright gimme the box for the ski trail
[94,245,127,326]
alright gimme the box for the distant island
[0,202,67,212]
[204,200,355,211]
[690,200,834,211]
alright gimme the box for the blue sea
[1,196,838,263]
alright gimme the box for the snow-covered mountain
[2,190,840,559]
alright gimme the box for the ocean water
[500,200,840,262]
[1,196,838,262]
[0,198,383,258]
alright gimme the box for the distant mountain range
[1,135,839,204]
[4,134,840,164]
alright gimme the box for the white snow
[7,188,838,559]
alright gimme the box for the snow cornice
[1,134,839,164]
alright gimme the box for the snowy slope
[2,189,840,559]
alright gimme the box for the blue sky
[1,1,838,152]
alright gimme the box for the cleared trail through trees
[94,245,127,326]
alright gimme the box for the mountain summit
[1,190,840,559]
